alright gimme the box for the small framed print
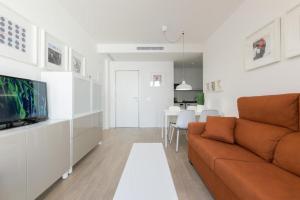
[150,73,162,87]
[206,82,211,92]
[41,30,68,71]
[69,48,85,76]
[206,80,222,93]
[211,81,216,91]
[0,3,38,65]
[244,18,281,71]
[215,80,222,91]
[285,4,300,58]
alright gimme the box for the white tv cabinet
[0,119,70,200]
[41,72,103,170]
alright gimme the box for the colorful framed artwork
[244,18,281,71]
[41,30,68,71]
[69,48,85,76]
[0,3,38,65]
[285,4,300,58]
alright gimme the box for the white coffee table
[113,143,178,200]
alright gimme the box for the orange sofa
[188,94,300,200]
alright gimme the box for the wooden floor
[38,128,213,200]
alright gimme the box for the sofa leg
[189,160,193,166]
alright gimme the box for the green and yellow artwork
[0,76,47,123]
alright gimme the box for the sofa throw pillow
[202,116,236,144]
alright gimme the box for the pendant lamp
[176,32,192,91]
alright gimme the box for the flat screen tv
[0,75,48,129]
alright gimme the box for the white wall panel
[0,0,104,81]
[204,0,300,116]
[109,61,174,128]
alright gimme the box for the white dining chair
[169,110,196,152]
[187,106,197,111]
[199,110,220,122]
[196,105,204,113]
[168,106,181,112]
[161,106,181,139]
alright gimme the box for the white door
[115,70,139,127]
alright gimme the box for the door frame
[114,70,140,128]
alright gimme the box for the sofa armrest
[188,122,206,135]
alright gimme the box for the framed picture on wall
[40,30,68,71]
[150,73,162,87]
[206,80,222,93]
[211,81,215,91]
[69,48,85,76]
[0,3,38,65]
[215,80,222,91]
[206,82,211,92]
[244,18,281,71]
[285,4,300,58]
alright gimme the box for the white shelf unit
[41,72,103,168]
[0,119,70,200]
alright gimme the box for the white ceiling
[59,0,243,44]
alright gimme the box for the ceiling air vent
[136,46,164,51]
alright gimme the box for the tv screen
[0,75,48,127]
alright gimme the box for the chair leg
[169,127,174,144]
[168,123,171,141]
[176,129,180,152]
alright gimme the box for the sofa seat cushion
[189,134,264,170]
[274,133,300,177]
[215,159,300,200]
[235,119,291,161]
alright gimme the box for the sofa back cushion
[235,119,291,161]
[274,133,300,176]
[237,94,299,131]
[202,116,236,144]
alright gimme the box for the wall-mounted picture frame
[244,18,281,71]
[285,4,300,58]
[0,3,38,65]
[205,82,211,92]
[214,80,222,92]
[211,81,216,91]
[150,73,162,87]
[69,48,85,76]
[40,30,68,71]
[205,80,222,93]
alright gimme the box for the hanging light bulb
[176,32,192,91]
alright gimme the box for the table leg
[161,112,165,139]
[164,114,168,148]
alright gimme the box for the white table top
[164,109,201,116]
[113,143,178,200]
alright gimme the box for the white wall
[204,0,300,116]
[109,61,174,128]
[0,0,104,81]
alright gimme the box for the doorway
[115,70,139,127]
